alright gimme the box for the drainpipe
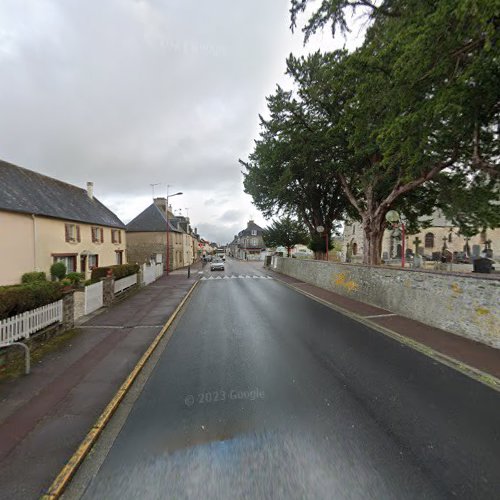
[32,214,38,271]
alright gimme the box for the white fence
[143,264,156,285]
[85,281,103,315]
[0,300,63,347]
[114,274,138,294]
[155,263,163,279]
[142,263,163,285]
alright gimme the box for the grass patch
[0,328,82,382]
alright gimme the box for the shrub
[50,262,66,280]
[91,264,140,283]
[66,272,85,285]
[0,281,64,320]
[21,271,47,284]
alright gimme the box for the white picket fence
[155,263,163,279]
[85,281,104,315]
[0,300,63,347]
[143,264,156,285]
[114,274,138,294]
[142,263,163,285]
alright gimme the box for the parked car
[210,259,225,271]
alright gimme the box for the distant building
[229,220,265,260]
[0,160,126,285]
[126,197,196,270]
[342,210,500,262]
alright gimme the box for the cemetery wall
[272,257,500,349]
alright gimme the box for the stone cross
[413,236,421,254]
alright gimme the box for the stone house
[126,198,196,270]
[230,220,265,260]
[0,159,126,285]
[342,210,500,262]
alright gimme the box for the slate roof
[238,220,264,237]
[0,160,125,228]
[126,203,181,232]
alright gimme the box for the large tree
[286,0,499,264]
[262,216,309,257]
[240,84,351,259]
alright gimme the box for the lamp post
[316,225,328,261]
[166,189,183,275]
[385,210,406,268]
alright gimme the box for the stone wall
[273,257,500,349]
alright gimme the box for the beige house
[0,160,126,285]
[126,198,197,270]
[343,210,500,263]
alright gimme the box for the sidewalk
[267,268,500,383]
[0,265,200,500]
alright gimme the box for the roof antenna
[150,183,161,199]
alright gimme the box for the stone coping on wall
[303,259,500,281]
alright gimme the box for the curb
[41,280,199,499]
[272,274,500,393]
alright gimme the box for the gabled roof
[238,220,264,237]
[0,159,125,228]
[126,203,181,232]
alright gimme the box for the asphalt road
[74,258,500,499]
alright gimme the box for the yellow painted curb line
[272,274,500,393]
[41,280,199,500]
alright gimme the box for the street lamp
[316,225,328,261]
[166,190,183,275]
[385,210,406,268]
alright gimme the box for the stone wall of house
[273,257,500,348]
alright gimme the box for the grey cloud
[0,0,332,243]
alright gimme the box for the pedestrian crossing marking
[200,275,273,281]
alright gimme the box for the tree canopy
[242,0,499,264]
[262,216,310,256]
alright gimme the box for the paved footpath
[0,266,199,500]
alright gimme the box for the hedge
[21,272,47,284]
[90,264,140,283]
[0,281,64,320]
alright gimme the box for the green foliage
[263,217,310,256]
[90,264,140,283]
[21,272,47,284]
[0,282,64,320]
[50,262,66,281]
[65,272,85,286]
[244,0,499,265]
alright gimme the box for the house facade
[126,198,197,270]
[342,210,500,262]
[0,160,126,285]
[229,220,265,261]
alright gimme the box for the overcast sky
[0,0,363,244]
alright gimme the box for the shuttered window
[64,224,81,243]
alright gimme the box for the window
[65,223,81,243]
[448,233,452,243]
[111,229,122,244]
[115,250,123,264]
[251,230,257,236]
[53,254,77,273]
[352,242,358,255]
[89,254,99,269]
[92,227,104,243]
[425,232,434,248]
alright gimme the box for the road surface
[69,258,500,499]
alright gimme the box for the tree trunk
[362,216,385,265]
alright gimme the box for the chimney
[87,182,94,199]
[153,197,167,214]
